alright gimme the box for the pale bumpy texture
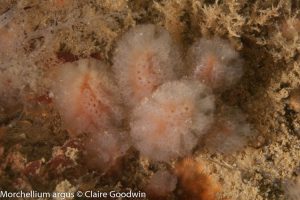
[188,37,243,90]
[146,170,177,198]
[130,80,215,161]
[204,107,253,154]
[113,24,180,109]
[83,131,130,172]
[52,58,123,136]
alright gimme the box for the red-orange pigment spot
[195,54,217,85]
[163,100,193,125]
[78,74,112,128]
[130,53,158,102]
[153,119,167,138]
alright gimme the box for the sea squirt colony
[52,24,254,199]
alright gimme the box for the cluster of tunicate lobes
[52,24,253,173]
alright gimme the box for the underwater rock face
[52,58,123,136]
[113,24,181,109]
[130,80,215,162]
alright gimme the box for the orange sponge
[175,158,220,200]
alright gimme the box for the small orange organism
[113,24,181,109]
[52,58,123,136]
[175,158,220,200]
[130,80,215,161]
[188,37,243,91]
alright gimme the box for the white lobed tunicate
[146,169,177,197]
[188,37,243,91]
[52,58,123,136]
[204,106,253,154]
[113,24,181,109]
[130,80,215,161]
[83,130,130,172]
